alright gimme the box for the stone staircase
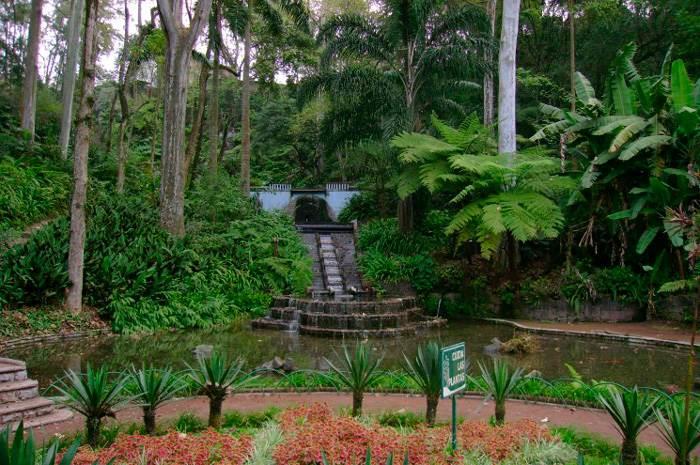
[0,357,72,430]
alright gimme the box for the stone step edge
[5,408,73,431]
[0,397,54,415]
[0,379,38,393]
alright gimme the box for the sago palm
[52,364,129,448]
[129,365,186,434]
[478,358,524,424]
[403,342,455,426]
[325,344,383,416]
[188,351,254,428]
[654,398,700,465]
[596,386,660,465]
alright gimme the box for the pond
[2,320,688,388]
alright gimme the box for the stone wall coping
[483,318,698,349]
[0,329,112,353]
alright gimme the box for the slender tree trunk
[86,417,101,448]
[143,407,156,434]
[137,0,142,29]
[498,0,521,161]
[208,3,221,175]
[218,115,232,164]
[116,0,130,193]
[483,0,497,126]
[66,0,99,313]
[185,62,210,181]
[352,391,363,417]
[104,93,118,152]
[208,396,224,428]
[568,0,576,112]
[425,394,439,427]
[240,18,252,195]
[156,0,213,237]
[20,0,43,141]
[620,438,638,465]
[495,400,505,425]
[59,0,84,158]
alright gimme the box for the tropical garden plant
[478,358,525,424]
[392,114,574,265]
[596,386,660,465]
[188,351,255,428]
[0,421,80,465]
[654,398,700,465]
[52,364,129,448]
[325,344,383,416]
[128,365,186,434]
[403,342,446,426]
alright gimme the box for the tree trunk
[495,400,505,425]
[352,391,363,417]
[86,417,101,448]
[568,0,576,112]
[65,0,99,314]
[185,61,210,182]
[116,0,129,193]
[240,18,252,195]
[143,407,156,434]
[483,0,497,126]
[208,396,224,428]
[59,0,84,158]
[208,4,221,175]
[498,0,521,161]
[19,0,43,141]
[218,115,232,165]
[104,93,118,152]
[398,197,414,233]
[156,0,213,237]
[620,438,638,465]
[425,394,439,427]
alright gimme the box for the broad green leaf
[607,209,633,220]
[611,74,634,115]
[575,72,598,106]
[609,119,649,152]
[618,135,671,161]
[671,59,692,112]
[636,227,659,254]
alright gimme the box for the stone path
[28,392,685,458]
[488,318,699,347]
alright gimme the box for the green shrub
[357,219,434,256]
[376,410,424,428]
[337,192,392,223]
[358,250,437,293]
[173,412,206,433]
[0,173,311,333]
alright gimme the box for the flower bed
[70,430,252,465]
[274,403,552,465]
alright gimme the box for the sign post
[440,342,467,452]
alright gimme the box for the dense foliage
[0,171,311,333]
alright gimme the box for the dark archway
[294,196,333,224]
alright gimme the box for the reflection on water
[2,321,687,388]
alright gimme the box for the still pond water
[3,321,688,388]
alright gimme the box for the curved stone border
[483,318,698,349]
[0,329,112,353]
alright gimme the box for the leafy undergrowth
[274,403,555,465]
[70,430,253,465]
[0,173,312,333]
[0,305,107,341]
[554,427,670,465]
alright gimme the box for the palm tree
[52,364,129,448]
[313,0,490,231]
[188,351,254,428]
[325,344,383,416]
[596,386,660,465]
[478,358,524,424]
[655,399,700,465]
[403,342,450,426]
[129,366,186,434]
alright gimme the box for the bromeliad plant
[596,386,660,465]
[403,342,447,426]
[0,421,80,465]
[52,364,129,448]
[325,344,383,417]
[654,398,700,465]
[128,365,186,434]
[478,358,524,425]
[188,351,255,428]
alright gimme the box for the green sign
[440,342,467,398]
